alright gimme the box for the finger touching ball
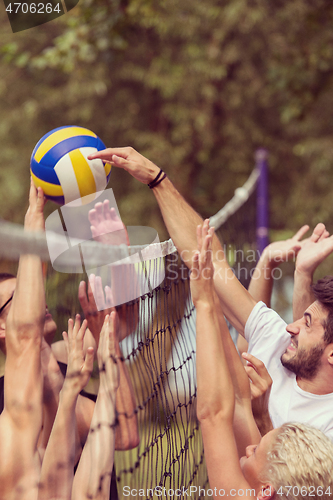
[30,126,111,206]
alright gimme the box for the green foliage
[1,0,333,237]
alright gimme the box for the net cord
[0,166,258,262]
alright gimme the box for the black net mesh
[0,166,258,499]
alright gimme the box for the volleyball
[30,126,111,206]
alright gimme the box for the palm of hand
[67,350,88,385]
[296,236,333,275]
[264,225,312,263]
[265,239,301,264]
[89,201,129,246]
[79,276,114,344]
[190,226,215,305]
[24,181,46,231]
[64,318,93,392]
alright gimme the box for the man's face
[0,277,57,345]
[282,301,328,380]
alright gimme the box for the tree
[1,0,333,237]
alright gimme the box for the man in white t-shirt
[245,297,333,440]
[87,145,333,439]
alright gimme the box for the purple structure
[256,149,269,255]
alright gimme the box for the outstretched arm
[213,292,261,454]
[293,223,333,320]
[88,200,140,313]
[190,227,252,499]
[72,313,119,500]
[0,180,46,498]
[2,180,46,428]
[4,180,46,427]
[238,224,310,354]
[79,275,139,451]
[196,223,260,456]
[39,317,94,500]
[248,225,309,306]
[38,338,65,460]
[88,147,256,334]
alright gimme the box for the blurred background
[1,0,333,315]
[1,2,333,490]
[1,0,333,235]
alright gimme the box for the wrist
[59,383,79,408]
[193,300,215,312]
[99,371,119,393]
[61,377,82,399]
[148,168,167,189]
[294,267,313,282]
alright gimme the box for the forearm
[196,301,234,422]
[233,403,261,454]
[214,296,260,455]
[10,182,46,335]
[214,295,251,401]
[72,382,117,500]
[38,396,60,455]
[251,401,274,437]
[4,253,45,424]
[293,269,314,321]
[39,386,79,500]
[40,395,82,466]
[248,252,275,307]
[153,178,204,266]
[114,344,139,450]
[213,268,257,335]
[153,178,256,332]
[7,254,44,339]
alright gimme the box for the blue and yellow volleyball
[30,126,111,205]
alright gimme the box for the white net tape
[0,167,258,263]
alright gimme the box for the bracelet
[148,169,167,189]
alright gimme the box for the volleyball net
[0,156,263,499]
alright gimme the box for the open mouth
[287,340,297,351]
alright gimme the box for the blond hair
[263,423,333,500]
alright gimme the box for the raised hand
[259,224,310,267]
[78,275,114,345]
[242,352,273,436]
[190,224,215,306]
[242,352,272,402]
[97,312,120,394]
[62,315,94,394]
[295,223,333,277]
[71,312,120,500]
[87,146,160,185]
[24,177,47,232]
[249,224,318,307]
[88,199,130,246]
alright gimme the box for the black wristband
[148,169,167,189]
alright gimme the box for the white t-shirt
[244,301,333,441]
